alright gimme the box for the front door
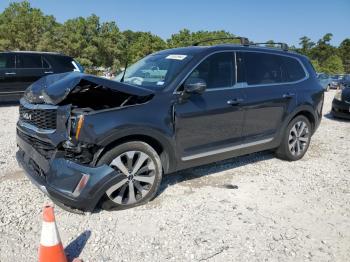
[175,52,245,161]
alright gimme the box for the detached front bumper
[332,99,350,120]
[16,132,120,212]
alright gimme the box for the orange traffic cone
[38,205,67,262]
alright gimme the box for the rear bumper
[16,132,121,212]
[332,99,350,120]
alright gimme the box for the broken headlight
[70,115,84,140]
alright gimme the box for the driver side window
[187,52,235,90]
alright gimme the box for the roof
[0,51,66,56]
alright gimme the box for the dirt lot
[0,90,349,261]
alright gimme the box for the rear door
[0,53,19,98]
[15,53,47,91]
[236,51,303,142]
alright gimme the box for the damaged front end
[16,72,154,211]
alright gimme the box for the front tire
[275,115,311,161]
[98,141,162,210]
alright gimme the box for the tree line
[0,1,349,75]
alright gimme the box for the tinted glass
[237,52,284,85]
[0,54,15,68]
[51,55,75,70]
[42,57,51,69]
[187,52,235,89]
[282,56,306,81]
[17,54,42,68]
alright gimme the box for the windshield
[115,54,192,88]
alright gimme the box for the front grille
[19,104,57,130]
[17,130,56,160]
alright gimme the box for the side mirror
[184,78,206,94]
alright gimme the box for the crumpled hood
[24,72,154,105]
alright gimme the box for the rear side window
[236,52,284,85]
[0,53,15,68]
[237,52,306,85]
[281,56,306,81]
[187,52,235,89]
[17,54,42,68]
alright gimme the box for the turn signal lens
[75,115,84,140]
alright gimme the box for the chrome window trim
[173,49,309,94]
[0,91,25,94]
[181,137,274,161]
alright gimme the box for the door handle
[227,98,244,105]
[282,93,295,99]
[44,71,53,74]
[5,72,16,75]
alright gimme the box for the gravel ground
[0,90,349,262]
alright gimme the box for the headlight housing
[70,115,84,140]
[334,90,342,101]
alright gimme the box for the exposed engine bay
[60,79,153,111]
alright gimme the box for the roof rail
[193,37,250,46]
[250,42,289,51]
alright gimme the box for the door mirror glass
[184,78,206,94]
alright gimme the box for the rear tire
[275,115,311,161]
[98,141,162,210]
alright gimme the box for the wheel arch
[290,104,318,131]
[95,130,176,174]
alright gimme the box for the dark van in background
[0,51,83,102]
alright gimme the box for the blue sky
[0,0,349,46]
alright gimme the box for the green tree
[310,59,322,72]
[298,36,315,56]
[0,1,57,50]
[321,55,344,74]
[338,39,350,73]
[123,31,166,63]
[310,33,336,64]
[167,29,236,48]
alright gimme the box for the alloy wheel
[288,120,310,156]
[106,151,156,205]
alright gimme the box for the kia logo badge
[22,112,32,120]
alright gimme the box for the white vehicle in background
[317,73,332,91]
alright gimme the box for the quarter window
[281,56,306,81]
[187,52,235,89]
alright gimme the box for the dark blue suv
[16,40,324,211]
